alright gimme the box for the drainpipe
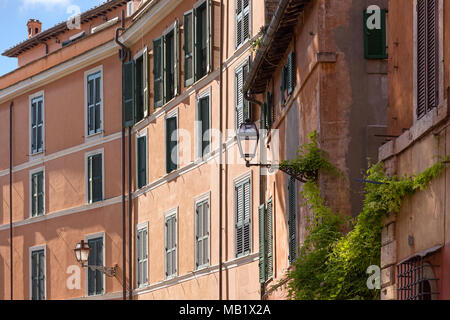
[9,101,13,300]
[218,0,223,301]
[115,9,130,300]
[128,126,132,300]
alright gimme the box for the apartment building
[379,0,450,300]
[243,0,389,298]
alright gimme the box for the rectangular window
[198,95,210,157]
[87,237,103,296]
[165,213,177,278]
[184,10,194,86]
[166,115,178,174]
[31,171,44,217]
[87,71,102,135]
[235,177,251,257]
[235,60,251,129]
[31,249,45,300]
[195,198,210,269]
[417,0,439,119]
[236,0,250,48]
[195,2,209,80]
[137,134,147,189]
[136,224,148,287]
[30,95,44,154]
[87,153,103,204]
[363,8,387,59]
[288,177,297,264]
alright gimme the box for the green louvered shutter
[137,231,142,286]
[243,179,251,255]
[364,9,387,59]
[165,30,175,102]
[235,182,244,257]
[258,204,266,283]
[287,52,295,94]
[266,198,273,278]
[184,11,194,86]
[137,136,147,188]
[143,47,149,118]
[243,59,251,122]
[153,38,164,108]
[288,177,297,264]
[281,66,286,105]
[122,60,135,127]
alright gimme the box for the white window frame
[29,244,46,300]
[85,148,105,204]
[29,166,45,218]
[164,207,178,280]
[84,65,103,140]
[412,0,444,124]
[29,91,45,158]
[233,171,253,258]
[136,221,149,288]
[135,128,148,189]
[85,232,106,297]
[195,87,212,160]
[165,108,179,174]
[194,192,211,270]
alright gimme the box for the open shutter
[206,0,212,73]
[31,252,38,299]
[426,0,439,114]
[258,204,266,283]
[288,177,297,263]
[122,61,135,127]
[37,99,43,151]
[243,180,251,254]
[137,231,142,286]
[153,38,164,108]
[31,101,37,152]
[172,216,177,275]
[243,0,250,44]
[92,154,102,202]
[235,183,244,257]
[417,0,427,118]
[236,0,243,47]
[165,219,169,277]
[287,52,295,94]
[266,198,273,278]
[281,66,286,105]
[37,172,44,215]
[363,9,387,59]
[174,20,180,96]
[243,59,251,122]
[143,47,149,117]
[184,11,194,86]
[143,228,148,283]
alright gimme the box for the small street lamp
[237,119,272,169]
[74,240,117,277]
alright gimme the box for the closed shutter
[122,61,135,127]
[266,198,273,278]
[417,0,439,119]
[184,11,194,86]
[31,97,44,153]
[200,96,210,156]
[165,215,177,277]
[143,47,149,118]
[363,9,387,59]
[87,72,101,133]
[88,237,103,295]
[235,67,244,130]
[31,100,37,153]
[196,200,210,268]
[166,117,178,173]
[31,172,44,217]
[137,136,147,188]
[243,59,251,122]
[153,38,164,108]
[258,204,266,283]
[236,0,250,48]
[31,250,45,300]
[288,177,297,263]
[243,180,251,254]
[235,179,251,257]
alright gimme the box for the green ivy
[275,131,448,300]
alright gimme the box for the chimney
[27,19,42,39]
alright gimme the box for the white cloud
[20,0,72,11]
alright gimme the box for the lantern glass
[237,119,259,162]
[74,240,90,264]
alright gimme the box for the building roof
[243,0,311,95]
[2,0,127,58]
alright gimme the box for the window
[122,48,149,127]
[136,132,147,189]
[259,198,273,283]
[363,8,387,59]
[417,0,440,119]
[281,52,295,105]
[136,223,148,287]
[166,114,178,174]
[235,59,251,129]
[87,71,102,136]
[30,248,45,300]
[195,197,210,269]
[397,257,439,300]
[197,94,210,158]
[87,153,103,204]
[288,177,297,264]
[235,0,250,48]
[87,237,104,296]
[184,1,211,86]
[30,95,44,154]
[31,170,44,217]
[153,22,180,109]
[235,177,251,257]
[165,211,177,278]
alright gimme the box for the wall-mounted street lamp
[237,119,272,169]
[74,240,117,277]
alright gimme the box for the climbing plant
[274,130,448,300]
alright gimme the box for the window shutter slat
[266,198,273,278]
[258,204,266,283]
[153,38,164,108]
[143,47,149,118]
[174,20,180,96]
[122,61,135,127]
[184,11,194,86]
[288,177,297,263]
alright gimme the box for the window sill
[85,131,104,142]
[29,150,45,160]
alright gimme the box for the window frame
[165,109,179,174]
[193,0,212,82]
[195,87,212,160]
[194,192,211,270]
[84,65,103,139]
[29,166,45,218]
[136,221,149,288]
[85,148,105,204]
[164,207,178,280]
[135,128,148,190]
[29,244,46,300]
[29,91,45,157]
[85,232,105,297]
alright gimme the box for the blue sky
[0,0,105,77]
